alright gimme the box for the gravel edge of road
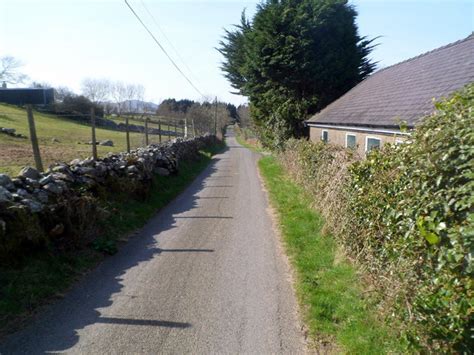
[255,154,312,354]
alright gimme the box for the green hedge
[280,84,473,352]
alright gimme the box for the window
[321,130,329,143]
[346,134,356,149]
[366,137,381,152]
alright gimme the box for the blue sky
[1,0,472,105]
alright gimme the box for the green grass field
[107,114,185,134]
[258,156,406,354]
[0,104,179,176]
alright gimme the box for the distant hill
[105,100,159,114]
[122,100,159,113]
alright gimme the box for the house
[305,34,474,156]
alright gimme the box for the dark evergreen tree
[226,103,238,119]
[218,12,251,95]
[218,0,377,148]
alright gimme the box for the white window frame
[345,133,357,149]
[321,129,329,142]
[365,136,381,152]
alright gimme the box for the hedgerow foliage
[279,84,473,351]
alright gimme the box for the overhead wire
[139,0,202,87]
[124,0,204,97]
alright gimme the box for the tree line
[157,98,238,136]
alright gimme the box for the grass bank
[258,155,406,354]
[0,143,224,338]
[0,104,178,176]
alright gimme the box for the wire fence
[0,106,218,176]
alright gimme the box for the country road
[0,127,306,354]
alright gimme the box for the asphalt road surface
[1,127,306,354]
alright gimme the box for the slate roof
[307,34,474,128]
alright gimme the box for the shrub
[234,124,257,141]
[279,138,356,238]
[279,83,473,351]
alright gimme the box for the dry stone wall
[0,135,216,262]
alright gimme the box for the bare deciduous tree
[123,84,145,113]
[0,56,28,85]
[186,100,231,137]
[111,81,127,116]
[125,84,136,114]
[81,78,111,104]
[110,81,147,115]
[135,84,145,112]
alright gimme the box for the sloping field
[0,104,175,176]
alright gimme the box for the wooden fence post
[158,121,162,143]
[26,105,44,172]
[90,107,98,160]
[144,117,149,146]
[174,121,177,139]
[125,115,131,153]
[184,117,188,138]
[214,97,218,140]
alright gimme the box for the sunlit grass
[258,156,406,354]
[0,104,178,176]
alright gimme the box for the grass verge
[234,125,266,153]
[258,155,406,354]
[235,133,254,150]
[0,142,224,338]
